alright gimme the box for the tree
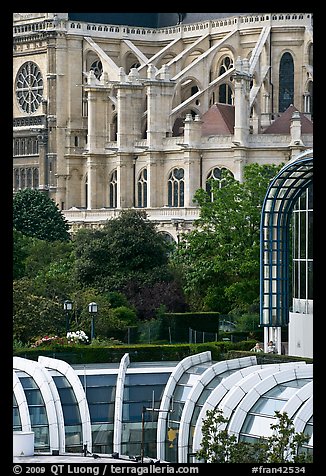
[13,188,70,241]
[73,209,173,291]
[13,279,66,343]
[196,408,312,463]
[13,229,29,280]
[172,163,283,314]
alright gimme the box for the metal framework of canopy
[260,149,313,327]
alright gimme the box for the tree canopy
[13,188,70,241]
[73,209,173,291]
[172,163,283,314]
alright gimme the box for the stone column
[116,69,143,150]
[85,72,110,153]
[117,154,134,208]
[146,64,175,147]
[37,131,48,191]
[146,152,162,208]
[183,152,201,207]
[290,110,303,146]
[232,57,251,146]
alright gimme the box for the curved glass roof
[13,354,313,463]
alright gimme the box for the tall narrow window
[109,170,118,208]
[168,168,184,207]
[137,168,147,208]
[206,167,233,201]
[33,168,39,189]
[292,184,313,302]
[85,174,88,209]
[279,52,294,112]
[218,56,234,105]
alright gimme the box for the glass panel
[144,182,147,207]
[138,182,142,207]
[33,426,50,449]
[168,181,172,206]
[308,261,313,299]
[299,212,306,259]
[178,373,201,385]
[79,374,117,386]
[279,52,294,112]
[173,181,178,207]
[19,377,38,389]
[29,406,48,426]
[24,390,44,405]
[124,385,164,401]
[89,403,115,423]
[87,386,115,403]
[173,385,192,401]
[308,212,313,259]
[299,261,306,299]
[241,414,274,437]
[123,403,157,422]
[65,425,83,446]
[52,375,71,388]
[125,373,170,385]
[197,389,213,406]
[57,387,78,405]
[264,383,304,399]
[13,407,21,427]
[61,404,81,425]
[92,423,114,445]
[250,397,285,415]
[180,180,184,206]
[170,401,184,421]
[293,260,298,298]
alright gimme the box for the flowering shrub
[31,335,65,348]
[66,330,89,344]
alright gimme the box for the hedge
[13,339,255,364]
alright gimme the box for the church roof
[263,105,313,134]
[201,103,235,136]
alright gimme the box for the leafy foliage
[122,280,188,320]
[197,408,312,463]
[13,188,70,241]
[13,279,66,343]
[173,163,283,313]
[73,209,174,292]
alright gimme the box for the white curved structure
[13,356,60,452]
[177,355,257,462]
[113,352,130,455]
[38,356,92,453]
[156,351,212,461]
[13,371,31,432]
[13,354,313,461]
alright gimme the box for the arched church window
[90,60,103,80]
[109,170,118,208]
[279,52,294,112]
[219,56,233,75]
[137,168,147,208]
[206,167,233,201]
[168,168,184,207]
[217,56,234,104]
[33,168,39,189]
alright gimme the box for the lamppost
[63,300,73,334]
[88,302,98,341]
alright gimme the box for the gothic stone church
[13,12,313,241]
